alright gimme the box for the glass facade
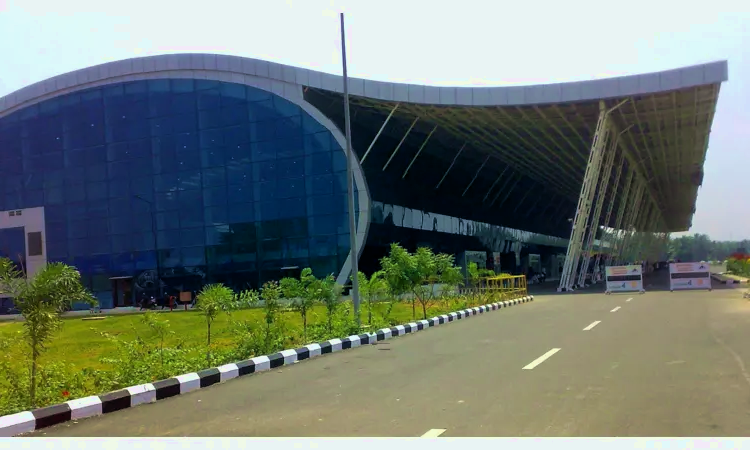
[0,79,359,308]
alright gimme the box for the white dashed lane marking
[421,429,446,438]
[583,321,601,331]
[626,297,633,302]
[611,306,621,312]
[523,348,561,370]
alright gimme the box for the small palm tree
[0,258,96,407]
[196,283,248,367]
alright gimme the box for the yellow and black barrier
[479,274,528,301]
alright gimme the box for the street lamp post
[339,12,361,328]
[133,195,160,292]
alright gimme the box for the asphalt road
[32,272,750,437]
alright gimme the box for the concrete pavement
[30,273,750,437]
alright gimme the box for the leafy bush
[0,333,93,416]
[0,258,96,408]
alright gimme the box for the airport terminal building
[0,54,726,309]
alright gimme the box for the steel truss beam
[533,193,560,221]
[512,185,536,215]
[360,103,400,165]
[435,143,466,189]
[382,116,419,171]
[577,129,623,287]
[522,191,546,219]
[482,167,510,202]
[402,125,438,179]
[495,175,523,209]
[558,100,627,292]
[462,155,491,197]
[489,172,519,207]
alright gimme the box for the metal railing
[477,274,528,300]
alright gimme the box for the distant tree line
[668,234,749,262]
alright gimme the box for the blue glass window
[0,78,359,298]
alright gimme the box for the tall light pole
[340,12,361,328]
[133,195,160,294]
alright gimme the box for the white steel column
[608,170,634,267]
[558,101,614,292]
[619,181,646,264]
[592,151,625,277]
[615,180,641,264]
[640,204,659,262]
[629,203,652,263]
[643,208,660,263]
[576,132,619,287]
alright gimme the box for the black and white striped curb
[0,295,533,436]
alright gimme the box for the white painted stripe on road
[611,306,621,312]
[522,348,561,370]
[421,429,446,438]
[583,321,601,331]
[626,297,633,302]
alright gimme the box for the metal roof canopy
[306,67,724,233]
[0,54,728,233]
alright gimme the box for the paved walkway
[30,272,750,437]
[0,305,197,322]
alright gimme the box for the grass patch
[0,299,465,373]
[0,293,524,416]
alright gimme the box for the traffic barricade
[669,262,712,292]
[482,275,528,301]
[605,265,645,294]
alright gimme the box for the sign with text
[669,262,711,291]
[605,265,645,294]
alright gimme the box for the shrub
[0,258,96,408]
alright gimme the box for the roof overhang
[303,61,726,232]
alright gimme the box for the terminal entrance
[110,276,134,307]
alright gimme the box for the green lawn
[0,299,470,372]
[0,293,531,416]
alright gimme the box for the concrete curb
[0,295,534,437]
[710,273,749,284]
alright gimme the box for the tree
[195,284,234,367]
[196,284,257,367]
[260,281,283,353]
[315,274,342,333]
[354,270,389,325]
[0,258,96,408]
[380,244,458,320]
[380,243,422,319]
[280,268,317,343]
[435,253,464,296]
[466,262,481,303]
[140,312,172,371]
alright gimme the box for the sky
[0,0,747,240]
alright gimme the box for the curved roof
[0,53,729,232]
